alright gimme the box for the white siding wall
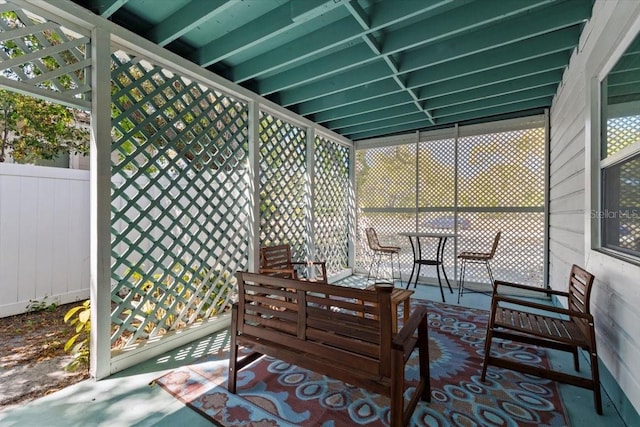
[549,0,640,416]
[0,163,90,317]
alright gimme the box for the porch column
[90,26,112,379]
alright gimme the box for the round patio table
[399,232,456,302]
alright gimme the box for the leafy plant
[26,296,58,313]
[63,300,90,372]
[0,89,90,164]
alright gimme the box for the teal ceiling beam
[290,0,348,22]
[194,4,292,67]
[418,53,569,100]
[328,83,556,132]
[612,52,640,75]
[232,0,456,83]
[423,72,563,110]
[91,0,128,18]
[383,0,553,55]
[345,118,431,141]
[431,85,558,119]
[327,103,420,131]
[344,0,370,29]
[315,70,561,126]
[608,82,640,98]
[338,111,428,135]
[405,27,580,89]
[144,0,232,47]
[365,0,459,29]
[241,0,553,90]
[232,17,363,82]
[194,0,349,67]
[345,96,552,141]
[296,79,403,116]
[258,44,376,95]
[313,92,415,123]
[430,98,553,124]
[606,69,640,87]
[279,60,391,106]
[400,1,592,74]
[258,3,584,110]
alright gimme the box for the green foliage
[25,296,58,313]
[63,300,91,372]
[0,12,89,164]
[0,89,90,164]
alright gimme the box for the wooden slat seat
[481,264,602,414]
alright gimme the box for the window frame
[597,29,640,262]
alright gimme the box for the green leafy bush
[26,296,58,313]
[63,300,90,372]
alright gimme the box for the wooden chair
[481,264,602,414]
[365,227,401,283]
[457,231,501,303]
[259,244,327,283]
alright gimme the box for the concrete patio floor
[0,276,626,427]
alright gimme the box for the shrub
[63,300,90,372]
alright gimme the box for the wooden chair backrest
[260,244,293,271]
[568,264,595,314]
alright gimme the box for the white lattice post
[306,128,316,261]
[90,25,112,379]
[249,100,260,272]
[348,143,356,273]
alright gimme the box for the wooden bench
[229,272,431,427]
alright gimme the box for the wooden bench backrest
[236,271,394,377]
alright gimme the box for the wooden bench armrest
[393,305,428,355]
[494,279,570,298]
[493,295,594,321]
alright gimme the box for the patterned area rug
[155,300,569,426]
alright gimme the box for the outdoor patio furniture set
[229,240,601,424]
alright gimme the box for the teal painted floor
[0,276,628,427]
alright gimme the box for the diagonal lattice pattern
[110,51,249,349]
[356,126,545,286]
[314,135,350,274]
[604,115,640,158]
[0,5,90,104]
[355,144,417,277]
[458,129,545,208]
[259,112,309,260]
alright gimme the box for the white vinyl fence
[0,163,90,317]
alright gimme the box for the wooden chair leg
[228,305,239,393]
[481,300,497,381]
[590,348,603,414]
[572,347,580,371]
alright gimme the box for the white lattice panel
[356,126,546,287]
[604,116,640,158]
[258,112,309,260]
[110,51,249,350]
[0,5,90,105]
[355,144,417,278]
[314,135,350,274]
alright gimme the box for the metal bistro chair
[457,231,501,303]
[365,227,401,284]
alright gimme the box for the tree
[0,89,89,163]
